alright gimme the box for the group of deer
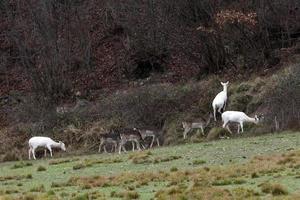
[28,128,161,159]
[28,81,263,160]
[182,81,263,139]
[98,128,162,154]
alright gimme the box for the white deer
[221,111,261,134]
[212,81,229,121]
[28,136,66,160]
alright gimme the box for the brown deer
[116,128,144,154]
[182,113,213,139]
[98,132,120,153]
[134,128,161,148]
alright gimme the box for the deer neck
[223,86,228,94]
[205,116,211,127]
[51,141,61,148]
[246,117,256,124]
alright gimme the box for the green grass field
[1,132,300,200]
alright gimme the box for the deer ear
[226,81,229,84]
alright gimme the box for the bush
[260,182,288,195]
[206,128,231,141]
[170,167,178,172]
[73,163,86,170]
[1,151,20,162]
[11,162,32,169]
[265,65,300,130]
[29,184,45,192]
[37,165,47,172]
[192,160,206,165]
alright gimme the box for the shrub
[124,191,140,200]
[29,184,45,192]
[26,174,33,179]
[1,151,20,162]
[11,162,33,169]
[170,167,178,172]
[265,65,300,130]
[251,172,259,178]
[260,182,288,195]
[49,159,71,165]
[206,128,231,141]
[37,165,47,172]
[212,179,232,186]
[73,193,89,200]
[193,160,206,165]
[73,163,86,170]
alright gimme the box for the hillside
[0,132,300,199]
[0,0,299,165]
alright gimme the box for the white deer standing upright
[212,81,229,121]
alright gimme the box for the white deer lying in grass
[221,111,262,134]
[28,136,66,160]
[212,81,229,121]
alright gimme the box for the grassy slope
[0,132,300,199]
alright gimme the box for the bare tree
[3,0,92,105]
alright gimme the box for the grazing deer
[182,113,213,139]
[135,128,161,148]
[28,137,66,160]
[98,132,120,153]
[212,81,229,121]
[221,111,263,134]
[117,128,144,154]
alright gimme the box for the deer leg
[110,143,115,153]
[118,141,124,154]
[240,122,244,133]
[32,148,37,160]
[114,142,118,153]
[28,148,32,160]
[103,145,107,153]
[183,130,187,139]
[226,125,233,135]
[131,141,135,151]
[183,128,191,139]
[140,143,146,150]
[222,121,228,129]
[156,138,160,147]
[122,145,127,153]
[223,100,227,111]
[98,141,104,153]
[118,143,122,154]
[44,149,47,158]
[46,145,52,158]
[150,136,155,148]
[135,139,141,151]
[201,127,204,135]
[237,124,240,134]
[213,106,217,121]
